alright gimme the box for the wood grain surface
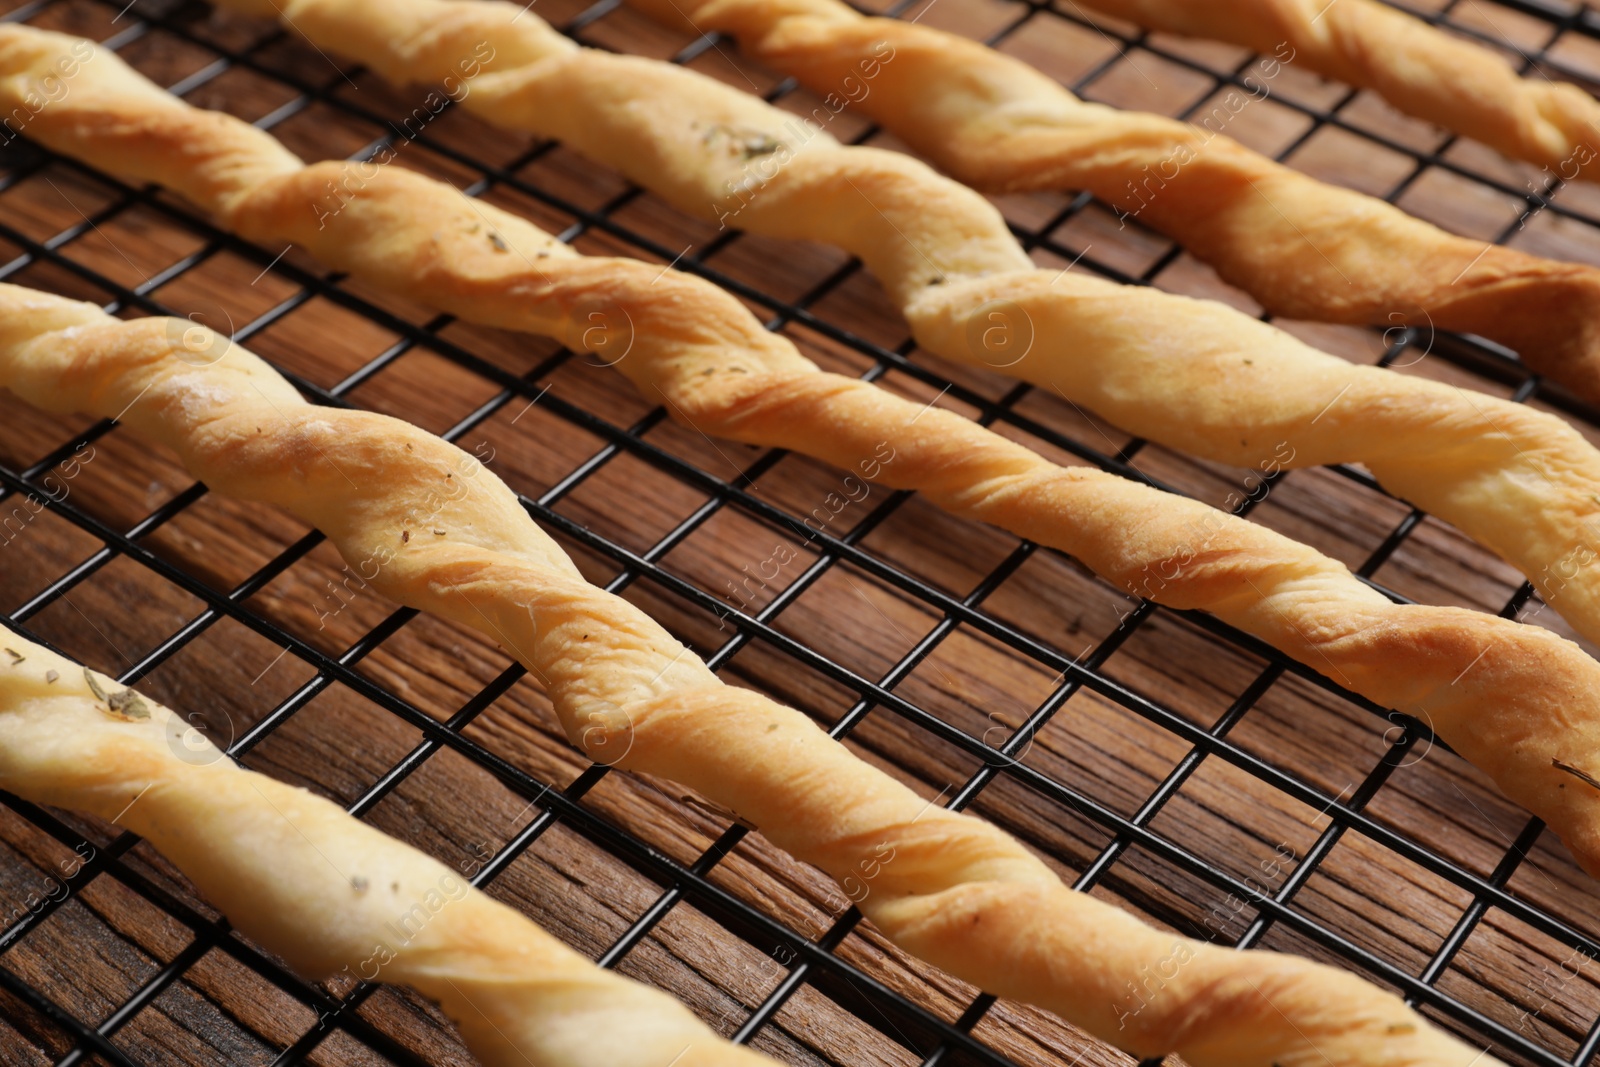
[1,0,1600,1064]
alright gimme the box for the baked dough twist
[125,2,1600,658]
[1037,0,1600,183]
[5,25,1600,877]
[0,630,778,1067]
[0,277,1506,1065]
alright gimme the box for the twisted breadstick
[1042,0,1600,182]
[0,275,1506,1064]
[0,629,776,1067]
[123,4,1600,660]
[4,23,1600,877]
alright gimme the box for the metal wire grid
[0,0,1591,1063]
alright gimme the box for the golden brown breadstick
[0,277,1504,1066]
[596,0,1600,397]
[1035,0,1600,182]
[3,22,1600,886]
[0,629,778,1067]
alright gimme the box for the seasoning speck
[401,530,411,543]
[739,135,782,159]
[83,668,108,702]
[432,529,446,536]
[3,648,22,665]
[488,232,509,252]
[44,669,58,684]
[1385,1023,1416,1035]
[351,876,370,892]
[107,688,151,721]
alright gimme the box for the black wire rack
[1,0,1600,1063]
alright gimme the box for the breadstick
[112,4,1600,660]
[0,277,1503,1065]
[3,23,1600,879]
[1033,0,1600,182]
[606,0,1600,397]
[0,629,777,1067]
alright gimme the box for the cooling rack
[2,0,1600,1063]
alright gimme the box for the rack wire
[0,0,1598,1063]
